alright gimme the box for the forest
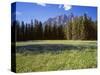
[11,13,97,41]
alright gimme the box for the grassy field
[16,40,97,73]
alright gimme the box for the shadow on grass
[16,44,97,54]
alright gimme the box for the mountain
[44,14,73,26]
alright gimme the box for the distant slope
[44,14,74,25]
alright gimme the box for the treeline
[11,13,97,41]
[65,14,97,40]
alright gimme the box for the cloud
[63,4,72,11]
[58,4,72,11]
[59,4,63,8]
[36,3,46,6]
[16,11,22,15]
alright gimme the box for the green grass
[16,40,97,73]
[16,40,96,46]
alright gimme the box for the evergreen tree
[12,13,97,41]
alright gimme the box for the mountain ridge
[43,14,71,26]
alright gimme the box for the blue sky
[12,2,97,23]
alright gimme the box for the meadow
[16,40,97,73]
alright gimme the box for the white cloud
[63,4,72,11]
[36,3,46,6]
[16,11,22,15]
[59,4,63,8]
